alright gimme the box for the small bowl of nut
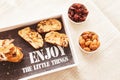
[68,3,89,24]
[79,31,100,54]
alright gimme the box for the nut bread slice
[18,27,44,49]
[37,19,62,33]
[45,31,69,47]
[0,39,23,62]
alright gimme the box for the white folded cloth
[93,0,120,31]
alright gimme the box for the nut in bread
[37,19,62,33]
[18,27,44,49]
[0,39,23,62]
[45,31,69,47]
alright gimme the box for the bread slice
[0,39,23,62]
[18,27,44,49]
[45,31,69,47]
[37,19,62,33]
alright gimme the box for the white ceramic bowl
[67,3,89,24]
[78,31,100,54]
[68,17,84,24]
[79,44,100,54]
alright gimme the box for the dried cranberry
[68,3,89,23]
[74,14,79,21]
[76,9,81,13]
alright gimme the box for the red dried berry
[68,3,89,23]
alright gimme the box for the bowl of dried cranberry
[68,3,89,24]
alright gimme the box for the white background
[0,0,120,80]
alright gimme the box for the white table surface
[93,0,120,31]
[0,0,120,80]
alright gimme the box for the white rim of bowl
[79,44,100,54]
[78,31,100,54]
[68,16,85,24]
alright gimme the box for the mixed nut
[79,31,100,52]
